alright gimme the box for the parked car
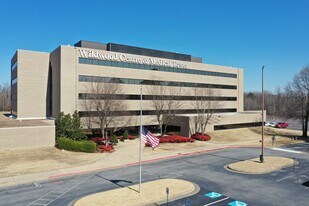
[275,122,289,128]
[265,122,276,127]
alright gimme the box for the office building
[11,40,263,135]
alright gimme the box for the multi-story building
[11,40,263,135]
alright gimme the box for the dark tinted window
[79,75,237,90]
[79,57,237,78]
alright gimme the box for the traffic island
[226,156,296,174]
[73,178,199,206]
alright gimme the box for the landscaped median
[226,156,296,174]
[73,179,199,206]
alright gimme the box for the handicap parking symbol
[228,200,248,206]
[204,192,222,199]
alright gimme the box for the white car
[265,122,276,127]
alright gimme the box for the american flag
[141,127,159,149]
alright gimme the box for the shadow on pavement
[95,174,138,193]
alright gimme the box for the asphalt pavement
[0,147,308,206]
[282,142,309,153]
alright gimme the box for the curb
[155,182,200,206]
[224,157,298,175]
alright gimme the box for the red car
[275,122,289,128]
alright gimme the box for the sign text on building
[78,49,187,69]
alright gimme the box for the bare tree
[0,82,11,111]
[244,90,286,118]
[83,82,127,144]
[285,66,309,137]
[192,87,221,134]
[244,92,257,111]
[148,86,182,136]
[274,87,282,116]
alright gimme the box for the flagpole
[139,86,142,193]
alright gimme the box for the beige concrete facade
[10,40,261,134]
[169,111,265,136]
[0,125,55,149]
[11,50,50,119]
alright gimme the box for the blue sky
[1,0,308,92]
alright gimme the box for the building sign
[78,49,187,69]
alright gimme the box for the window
[79,58,86,63]
[78,75,237,90]
[78,57,237,78]
[79,108,237,117]
[106,61,112,66]
[11,62,17,71]
[12,78,17,85]
[79,93,237,101]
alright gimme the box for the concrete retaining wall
[0,125,55,149]
[169,111,266,136]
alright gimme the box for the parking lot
[266,117,305,131]
[0,147,308,206]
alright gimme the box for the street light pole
[166,187,169,206]
[260,65,265,163]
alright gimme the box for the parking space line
[204,197,229,205]
[39,199,53,202]
[271,148,303,154]
[27,174,94,206]
[28,203,46,206]
[276,169,309,182]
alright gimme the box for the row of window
[79,57,237,78]
[78,93,237,101]
[11,78,17,85]
[79,108,237,117]
[11,62,17,71]
[79,75,237,90]
[214,122,262,130]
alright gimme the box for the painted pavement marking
[271,148,303,154]
[27,173,94,206]
[228,200,248,206]
[276,168,309,182]
[204,196,230,206]
[33,182,41,188]
[202,191,230,206]
[204,192,222,199]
